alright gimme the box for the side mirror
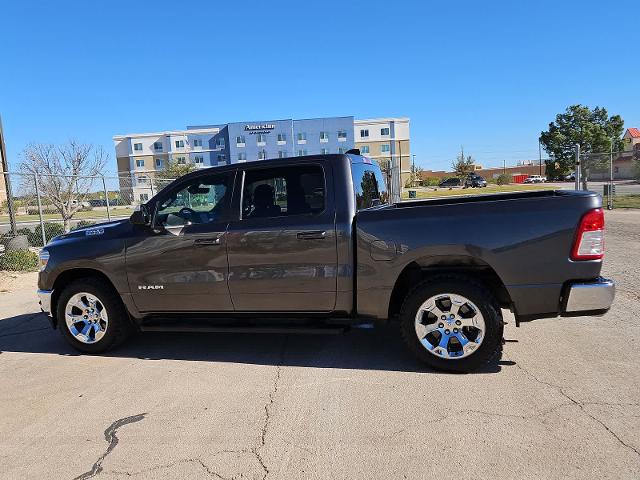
[130,204,151,226]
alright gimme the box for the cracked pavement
[0,210,639,479]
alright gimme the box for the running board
[139,324,348,335]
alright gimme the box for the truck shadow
[0,312,507,374]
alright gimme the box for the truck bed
[355,189,604,321]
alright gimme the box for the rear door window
[241,165,325,219]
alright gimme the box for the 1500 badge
[138,285,164,290]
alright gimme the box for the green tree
[452,147,475,178]
[539,105,624,179]
[153,162,197,191]
[155,162,196,181]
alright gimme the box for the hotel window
[193,139,203,147]
[337,130,347,140]
[217,154,226,162]
[134,143,142,151]
[320,131,329,142]
[238,152,247,161]
[258,150,267,160]
[175,140,184,148]
[360,145,370,154]
[257,134,266,144]
[236,135,245,145]
[278,150,287,158]
[381,144,390,153]
[277,133,286,142]
[135,158,145,168]
[297,132,307,142]
[360,129,369,138]
[153,142,163,151]
[297,149,307,156]
[155,158,163,168]
[176,156,186,164]
[215,137,225,148]
[380,127,390,136]
[338,147,345,154]
[194,155,204,165]
[138,175,148,184]
[139,193,149,202]
[321,148,330,155]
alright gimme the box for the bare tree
[20,140,108,232]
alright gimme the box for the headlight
[38,250,50,271]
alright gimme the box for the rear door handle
[194,237,221,246]
[296,230,326,240]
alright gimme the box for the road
[549,180,640,194]
[0,210,639,479]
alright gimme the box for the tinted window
[242,165,325,219]
[351,162,389,210]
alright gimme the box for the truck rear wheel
[399,275,503,372]
[56,277,130,354]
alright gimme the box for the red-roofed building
[597,128,640,180]
[626,127,640,139]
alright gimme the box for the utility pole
[0,115,17,236]
[574,144,581,191]
[608,140,614,210]
[538,140,542,176]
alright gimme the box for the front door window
[156,174,230,227]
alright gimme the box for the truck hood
[47,219,131,245]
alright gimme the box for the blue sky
[1,0,637,172]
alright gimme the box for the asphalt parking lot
[0,210,639,480]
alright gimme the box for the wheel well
[387,259,512,320]
[51,269,118,326]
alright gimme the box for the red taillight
[571,208,605,261]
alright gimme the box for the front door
[126,170,235,313]
[226,162,338,312]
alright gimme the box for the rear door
[226,161,338,312]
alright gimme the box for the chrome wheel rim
[64,292,108,344]
[414,293,485,360]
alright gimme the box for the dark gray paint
[38,154,607,327]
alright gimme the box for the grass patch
[0,208,132,224]
[403,184,555,199]
[612,194,640,209]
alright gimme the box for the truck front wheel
[399,275,503,372]
[56,277,130,354]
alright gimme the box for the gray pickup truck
[37,152,614,372]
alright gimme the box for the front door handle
[194,237,221,246]
[296,230,326,240]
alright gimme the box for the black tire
[399,274,503,372]
[56,277,130,354]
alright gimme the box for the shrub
[73,220,96,230]
[496,174,512,186]
[422,177,441,187]
[0,249,38,271]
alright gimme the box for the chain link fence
[0,171,176,248]
[1,154,638,251]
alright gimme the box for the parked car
[524,175,546,184]
[465,174,487,188]
[37,153,615,372]
[438,177,462,188]
[565,172,576,181]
